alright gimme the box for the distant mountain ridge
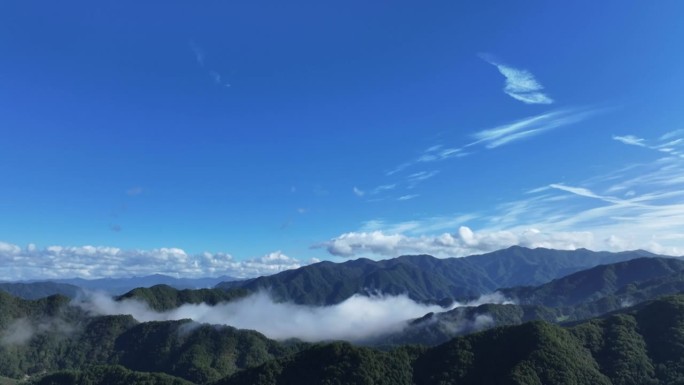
[0,281,82,300]
[217,246,664,305]
[18,274,239,295]
[379,256,684,347]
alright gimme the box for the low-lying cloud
[0,317,75,346]
[75,291,511,342]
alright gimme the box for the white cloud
[613,135,646,147]
[327,130,684,260]
[319,226,594,258]
[0,244,304,281]
[77,290,511,342]
[353,186,365,197]
[472,109,594,149]
[407,170,439,186]
[321,231,404,257]
[661,129,684,140]
[397,194,419,201]
[482,56,553,104]
[613,132,684,157]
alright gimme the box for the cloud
[353,186,365,197]
[613,132,684,156]
[472,109,594,149]
[386,109,595,181]
[318,226,593,258]
[126,187,144,196]
[1,317,75,346]
[76,291,510,342]
[613,135,646,147]
[407,170,439,187]
[481,56,553,104]
[328,130,684,260]
[189,41,231,88]
[189,41,205,67]
[397,194,419,201]
[0,245,305,281]
[386,146,466,176]
[661,129,684,140]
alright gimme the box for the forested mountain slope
[217,247,658,305]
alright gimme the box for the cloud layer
[76,291,510,342]
[0,244,304,281]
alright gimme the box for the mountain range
[216,246,661,305]
[8,292,684,384]
[2,246,684,384]
[0,275,240,299]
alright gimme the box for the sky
[2,1,684,280]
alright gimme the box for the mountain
[214,295,684,385]
[373,303,561,347]
[378,257,684,347]
[0,292,306,384]
[44,274,239,295]
[0,282,82,300]
[116,285,250,311]
[500,256,684,307]
[31,365,194,385]
[7,288,684,384]
[217,247,662,305]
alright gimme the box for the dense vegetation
[0,293,305,384]
[5,250,684,384]
[31,365,193,385]
[500,257,684,307]
[5,288,684,384]
[379,257,684,346]
[116,285,250,311]
[210,295,684,385]
[217,246,656,305]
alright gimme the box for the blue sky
[2,1,684,279]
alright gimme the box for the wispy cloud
[472,109,595,149]
[189,41,231,88]
[328,130,684,258]
[613,135,646,147]
[386,146,465,176]
[397,194,419,201]
[372,109,595,204]
[481,55,553,104]
[613,132,684,156]
[386,108,594,180]
[189,40,205,66]
[407,170,439,187]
